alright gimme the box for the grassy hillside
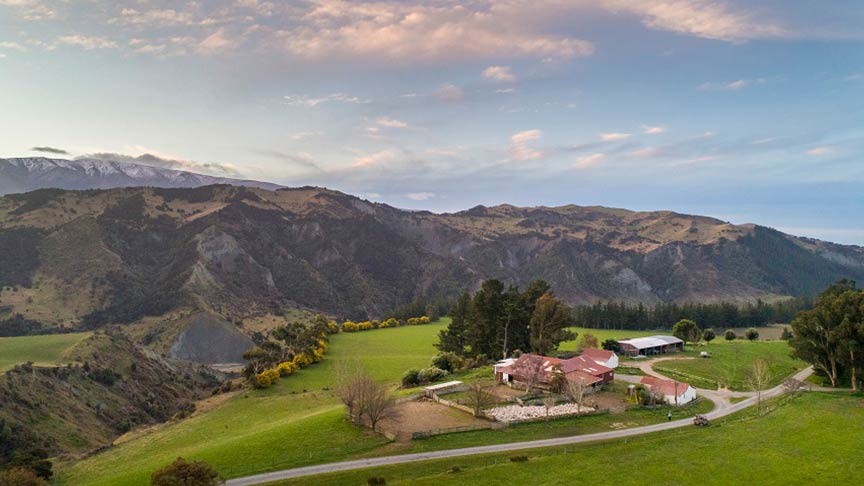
[272,392,864,486]
[0,331,91,372]
[56,320,449,486]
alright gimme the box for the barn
[618,335,684,357]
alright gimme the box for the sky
[0,0,862,244]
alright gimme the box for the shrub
[431,352,463,373]
[358,321,374,331]
[367,477,386,486]
[401,369,420,387]
[417,366,448,384]
[725,330,737,341]
[702,328,716,343]
[253,369,280,389]
[342,321,359,332]
[0,467,47,486]
[327,321,340,334]
[277,361,298,377]
[510,455,529,462]
[292,353,312,368]
[419,316,430,324]
[780,326,794,340]
[745,328,760,341]
[381,317,399,328]
[406,317,420,326]
[150,457,224,486]
[601,339,620,352]
[89,368,120,386]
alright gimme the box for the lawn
[0,331,91,372]
[653,340,804,391]
[271,392,864,486]
[55,320,448,486]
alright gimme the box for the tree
[601,339,621,353]
[725,329,737,341]
[543,395,557,418]
[747,358,772,415]
[564,375,590,414]
[362,381,399,432]
[513,355,547,392]
[672,319,700,345]
[0,467,47,486]
[745,328,759,341]
[150,458,224,486]
[437,293,470,354]
[465,383,496,417]
[578,333,599,350]
[702,328,716,343]
[529,293,575,356]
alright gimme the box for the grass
[0,331,91,372]
[653,340,805,391]
[56,320,448,486]
[270,392,864,486]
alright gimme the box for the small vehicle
[693,415,710,427]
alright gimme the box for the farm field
[56,321,448,486]
[272,392,864,486]
[653,340,804,391]
[0,331,91,372]
[58,317,716,485]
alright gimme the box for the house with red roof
[494,353,614,390]
[640,375,696,406]
[580,348,619,369]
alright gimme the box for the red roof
[559,355,613,377]
[580,348,614,362]
[563,370,602,386]
[640,376,692,397]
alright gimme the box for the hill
[0,184,861,340]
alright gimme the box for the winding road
[226,365,814,486]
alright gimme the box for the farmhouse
[640,376,696,406]
[618,335,684,357]
[495,353,614,390]
[580,348,619,369]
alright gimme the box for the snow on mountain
[0,157,282,195]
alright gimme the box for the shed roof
[618,335,683,349]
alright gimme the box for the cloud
[288,131,324,140]
[434,84,465,103]
[510,129,544,161]
[0,41,24,51]
[353,150,397,168]
[284,92,371,107]
[699,78,766,91]
[642,125,666,135]
[376,117,409,129]
[56,35,117,50]
[196,29,238,54]
[807,146,835,156]
[405,192,435,201]
[605,0,786,42]
[31,146,68,155]
[600,132,631,142]
[483,66,516,82]
[574,152,606,169]
[274,1,594,63]
[80,151,241,177]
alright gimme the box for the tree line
[572,298,810,331]
[437,279,574,359]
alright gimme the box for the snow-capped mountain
[0,157,282,195]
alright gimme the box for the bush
[601,339,620,352]
[342,321,359,332]
[780,326,794,340]
[510,455,529,462]
[367,477,386,486]
[277,361,298,377]
[417,366,448,384]
[0,467,47,486]
[379,318,399,328]
[745,328,760,341]
[401,369,421,387]
[431,352,463,373]
[89,368,120,386]
[725,330,737,341]
[702,328,716,343]
[151,457,224,486]
[358,321,374,331]
[253,369,280,389]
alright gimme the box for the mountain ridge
[0,184,861,339]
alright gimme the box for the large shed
[618,335,684,357]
